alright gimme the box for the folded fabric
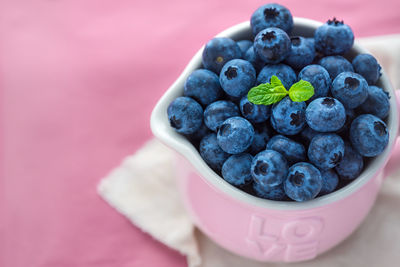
[98,34,400,267]
[98,139,201,267]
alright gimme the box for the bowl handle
[383,90,400,178]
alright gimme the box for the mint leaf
[247,76,314,106]
[247,76,288,105]
[288,80,315,102]
[270,75,284,88]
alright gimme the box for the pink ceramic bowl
[151,18,400,262]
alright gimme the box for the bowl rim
[150,17,399,210]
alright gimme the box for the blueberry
[308,133,345,169]
[257,64,297,89]
[167,96,203,134]
[220,59,256,98]
[185,122,210,143]
[300,126,319,145]
[360,86,390,119]
[254,27,291,64]
[284,36,315,70]
[298,65,331,101]
[239,95,271,123]
[204,100,240,131]
[266,135,306,165]
[337,108,356,134]
[319,169,339,195]
[306,38,315,48]
[319,56,354,80]
[352,54,381,84]
[243,46,265,73]
[309,38,325,63]
[350,114,389,157]
[253,182,286,200]
[237,40,253,57]
[202,37,241,74]
[305,97,346,132]
[249,123,271,155]
[199,133,230,172]
[251,150,288,187]
[284,162,322,202]
[332,72,368,109]
[314,18,354,55]
[335,143,364,180]
[250,3,293,35]
[222,153,253,186]
[184,69,222,106]
[224,93,242,105]
[217,117,254,154]
[271,96,306,135]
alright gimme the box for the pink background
[2,0,400,266]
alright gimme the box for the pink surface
[2,1,400,266]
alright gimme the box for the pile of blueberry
[167,3,390,202]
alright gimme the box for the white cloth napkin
[98,35,400,267]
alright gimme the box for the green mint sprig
[247,75,314,105]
